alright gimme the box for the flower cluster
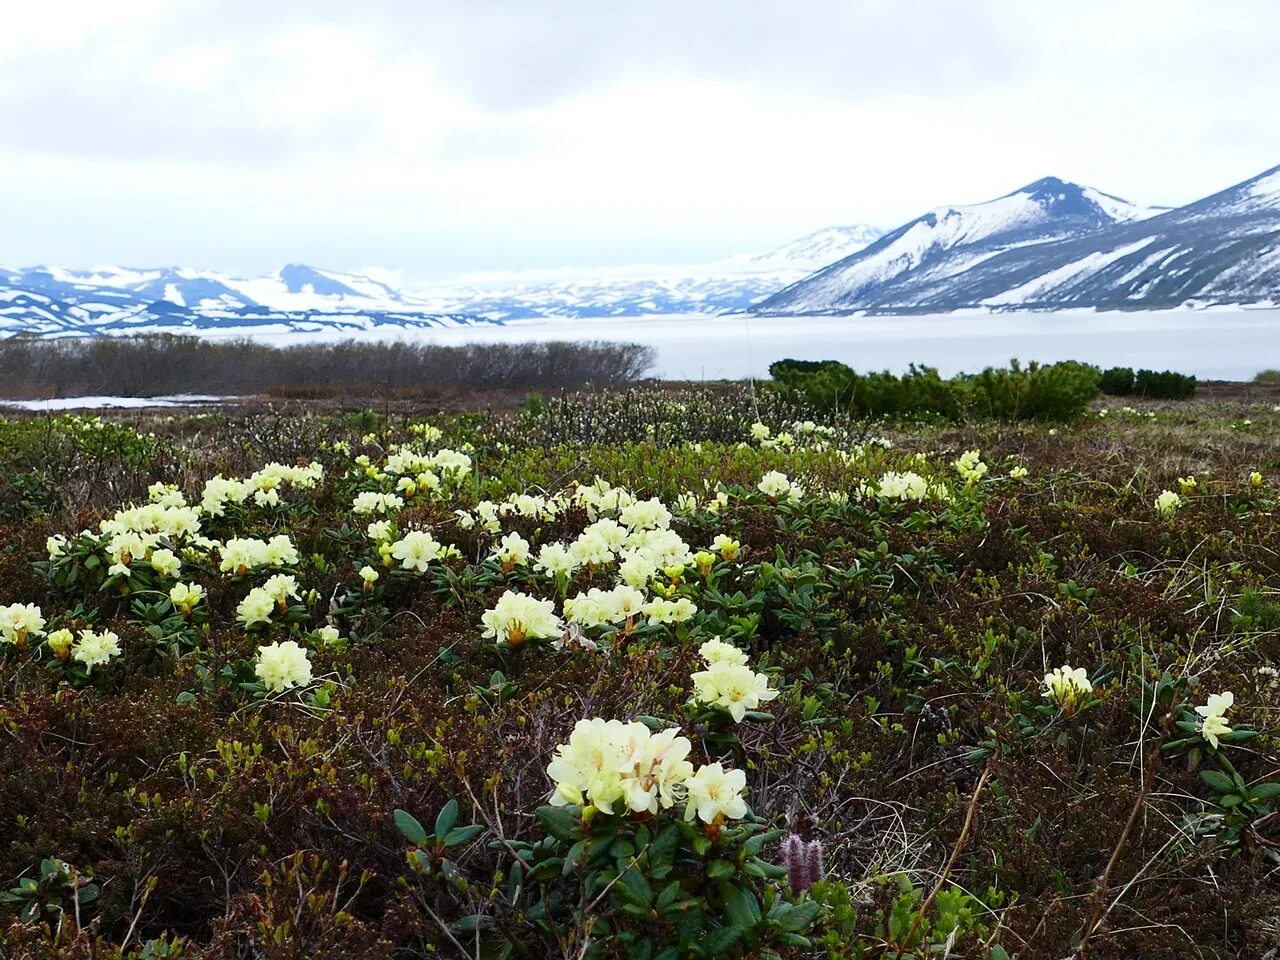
[1196,692,1233,748]
[546,718,748,824]
[201,461,323,513]
[0,603,46,644]
[219,536,300,576]
[875,470,930,502]
[254,639,314,693]
[952,449,989,484]
[1154,490,1182,516]
[236,574,302,629]
[1042,664,1092,712]
[757,470,804,502]
[690,637,779,722]
[480,591,563,645]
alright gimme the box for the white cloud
[0,0,1276,278]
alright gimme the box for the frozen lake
[251,306,1280,381]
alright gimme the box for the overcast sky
[2,0,1277,283]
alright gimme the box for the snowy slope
[407,225,886,320]
[0,224,885,335]
[753,177,1163,315]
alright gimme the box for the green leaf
[706,859,734,879]
[990,947,1011,960]
[705,925,743,952]
[435,799,459,838]
[444,825,484,847]
[774,898,818,932]
[1200,770,1235,793]
[1247,782,1280,800]
[656,880,681,910]
[718,880,761,930]
[616,866,653,908]
[393,809,429,846]
[535,805,580,843]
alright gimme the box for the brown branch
[1075,734,1164,958]
[901,762,992,950]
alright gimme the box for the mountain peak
[276,264,361,297]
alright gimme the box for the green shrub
[1254,369,1280,385]
[768,359,1100,422]
[1099,366,1135,396]
[1133,368,1196,400]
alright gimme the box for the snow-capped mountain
[0,225,885,335]
[753,167,1280,315]
[406,225,885,320]
[752,177,1165,315]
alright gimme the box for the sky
[1,0,1278,284]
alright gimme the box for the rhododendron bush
[0,388,1276,958]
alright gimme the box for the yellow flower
[1042,665,1092,711]
[480,591,562,645]
[255,640,313,692]
[73,629,121,672]
[169,582,205,613]
[1195,692,1234,749]
[391,530,442,572]
[149,548,182,579]
[683,763,748,824]
[0,603,46,644]
[691,661,779,722]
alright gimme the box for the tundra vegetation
[0,357,1277,959]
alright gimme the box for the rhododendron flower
[491,531,531,568]
[255,640,313,692]
[617,726,694,814]
[480,591,562,645]
[366,520,393,542]
[876,471,929,502]
[750,422,771,441]
[359,565,379,589]
[353,491,404,515]
[169,582,204,613]
[46,628,73,657]
[262,574,301,607]
[73,629,121,671]
[1195,692,1234,749]
[952,449,989,484]
[1009,465,1029,480]
[1250,471,1264,487]
[691,661,779,722]
[264,535,299,567]
[546,718,632,812]
[1154,490,1181,516]
[643,597,697,625]
[619,497,672,532]
[0,603,46,644]
[314,626,342,646]
[699,636,749,667]
[710,535,741,561]
[1042,665,1092,710]
[758,470,801,501]
[391,530,442,572]
[236,588,276,628]
[683,762,748,824]
[149,548,181,579]
[534,543,577,577]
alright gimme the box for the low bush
[0,335,656,398]
[768,358,1100,422]
[1099,366,1135,395]
[1133,368,1197,400]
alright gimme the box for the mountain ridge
[752,166,1279,315]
